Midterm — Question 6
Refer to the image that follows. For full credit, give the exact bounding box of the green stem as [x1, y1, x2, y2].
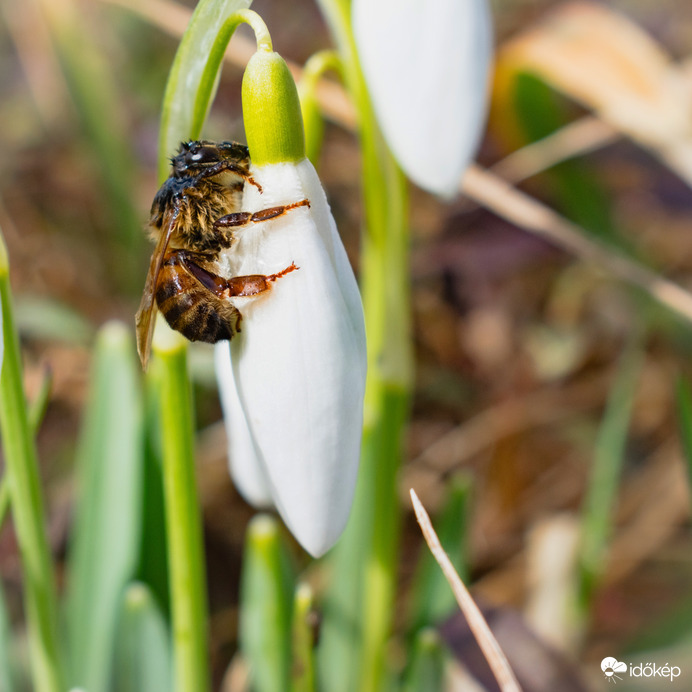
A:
[316, 0, 412, 690]
[291, 583, 316, 692]
[151, 327, 209, 692]
[0, 232, 63, 692]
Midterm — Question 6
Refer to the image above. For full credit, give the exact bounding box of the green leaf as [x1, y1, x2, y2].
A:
[402, 629, 446, 692]
[0, 232, 63, 692]
[13, 296, 94, 346]
[65, 321, 144, 692]
[113, 582, 173, 692]
[578, 349, 642, 606]
[134, 380, 170, 619]
[158, 0, 252, 181]
[240, 515, 294, 692]
[408, 474, 472, 634]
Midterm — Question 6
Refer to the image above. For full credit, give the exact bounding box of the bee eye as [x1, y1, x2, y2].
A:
[187, 146, 220, 164]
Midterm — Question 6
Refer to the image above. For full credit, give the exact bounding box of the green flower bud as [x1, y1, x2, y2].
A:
[242, 50, 306, 166]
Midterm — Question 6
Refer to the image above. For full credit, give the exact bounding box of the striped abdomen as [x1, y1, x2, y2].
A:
[155, 251, 240, 343]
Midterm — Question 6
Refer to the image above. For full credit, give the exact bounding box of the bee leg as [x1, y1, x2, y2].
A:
[179, 251, 298, 299]
[214, 199, 311, 229]
[196, 161, 263, 192]
[225, 263, 299, 297]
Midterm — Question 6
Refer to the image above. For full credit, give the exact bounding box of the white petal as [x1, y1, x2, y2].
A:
[353, 0, 493, 197]
[225, 159, 366, 557]
[214, 341, 274, 508]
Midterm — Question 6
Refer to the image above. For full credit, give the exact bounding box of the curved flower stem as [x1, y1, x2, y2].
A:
[192, 9, 272, 135]
[315, 1, 412, 691]
[151, 324, 209, 692]
[0, 231, 64, 692]
[301, 50, 342, 88]
[159, 2, 274, 180]
[298, 50, 342, 164]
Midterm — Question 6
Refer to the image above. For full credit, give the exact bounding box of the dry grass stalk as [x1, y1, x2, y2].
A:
[410, 488, 523, 692]
[489, 115, 618, 184]
[461, 163, 692, 324]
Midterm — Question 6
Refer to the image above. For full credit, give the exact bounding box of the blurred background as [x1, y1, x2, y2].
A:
[1, 0, 692, 689]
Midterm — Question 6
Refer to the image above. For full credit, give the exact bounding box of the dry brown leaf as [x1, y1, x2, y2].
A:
[493, 1, 692, 183]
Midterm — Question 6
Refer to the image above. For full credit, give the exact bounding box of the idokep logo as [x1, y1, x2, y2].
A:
[601, 657, 682, 684]
[601, 658, 627, 683]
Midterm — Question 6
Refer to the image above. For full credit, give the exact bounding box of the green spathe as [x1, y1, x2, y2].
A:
[242, 51, 306, 166]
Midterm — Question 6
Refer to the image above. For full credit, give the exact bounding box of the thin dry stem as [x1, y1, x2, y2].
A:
[410, 489, 523, 692]
[490, 115, 619, 183]
[462, 164, 692, 323]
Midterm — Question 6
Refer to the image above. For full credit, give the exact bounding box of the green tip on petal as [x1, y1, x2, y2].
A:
[242, 51, 305, 166]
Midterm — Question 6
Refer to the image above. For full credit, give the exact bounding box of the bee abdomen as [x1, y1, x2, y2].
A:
[156, 255, 240, 344]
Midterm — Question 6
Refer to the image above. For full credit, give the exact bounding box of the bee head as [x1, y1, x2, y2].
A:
[171, 140, 250, 177]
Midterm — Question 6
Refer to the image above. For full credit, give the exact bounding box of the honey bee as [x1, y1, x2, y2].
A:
[135, 140, 309, 368]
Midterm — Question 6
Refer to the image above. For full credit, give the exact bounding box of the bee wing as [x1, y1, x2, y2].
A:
[135, 210, 177, 369]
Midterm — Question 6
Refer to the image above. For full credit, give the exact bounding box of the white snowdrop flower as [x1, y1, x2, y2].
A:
[215, 49, 366, 557]
[353, 0, 493, 197]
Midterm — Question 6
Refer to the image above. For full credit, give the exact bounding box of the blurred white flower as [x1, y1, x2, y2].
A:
[215, 158, 366, 557]
[353, 0, 493, 197]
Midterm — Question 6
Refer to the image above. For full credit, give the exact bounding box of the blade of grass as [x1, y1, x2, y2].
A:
[408, 474, 472, 635]
[65, 321, 144, 692]
[0, 366, 52, 534]
[0, 231, 63, 692]
[410, 489, 522, 692]
[578, 349, 642, 607]
[675, 378, 692, 493]
[239, 515, 294, 692]
[113, 582, 173, 692]
[150, 321, 209, 692]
